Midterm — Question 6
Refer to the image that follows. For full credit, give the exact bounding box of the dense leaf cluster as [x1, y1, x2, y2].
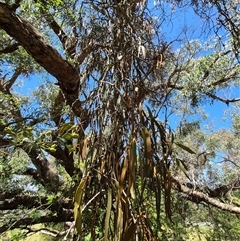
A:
[0, 0, 239, 240]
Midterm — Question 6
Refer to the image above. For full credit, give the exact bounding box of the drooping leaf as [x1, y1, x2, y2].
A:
[74, 176, 87, 236]
[81, 136, 88, 160]
[122, 221, 137, 241]
[175, 142, 196, 154]
[115, 201, 123, 241]
[117, 157, 128, 205]
[104, 188, 112, 241]
[58, 123, 73, 136]
[175, 158, 191, 180]
[127, 138, 136, 199]
[164, 168, 172, 222]
[141, 127, 152, 175]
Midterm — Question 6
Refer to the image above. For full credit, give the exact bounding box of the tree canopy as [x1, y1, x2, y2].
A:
[0, 0, 240, 240]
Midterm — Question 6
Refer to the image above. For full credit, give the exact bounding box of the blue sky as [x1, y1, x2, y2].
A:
[12, 1, 239, 132]
[149, 1, 239, 131]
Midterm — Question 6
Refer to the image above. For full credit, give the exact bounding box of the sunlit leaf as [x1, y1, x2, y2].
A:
[175, 142, 196, 154]
[127, 138, 136, 199]
[58, 123, 73, 136]
[81, 136, 88, 160]
[74, 176, 87, 236]
[104, 188, 112, 241]
[115, 201, 123, 241]
[141, 127, 152, 175]
[117, 157, 128, 205]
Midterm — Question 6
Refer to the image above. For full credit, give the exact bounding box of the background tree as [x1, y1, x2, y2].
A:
[0, 0, 239, 240]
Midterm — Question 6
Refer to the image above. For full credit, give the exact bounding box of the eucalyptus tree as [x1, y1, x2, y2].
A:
[0, 0, 239, 240]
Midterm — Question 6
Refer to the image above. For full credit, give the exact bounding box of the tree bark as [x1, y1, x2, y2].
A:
[0, 2, 87, 120]
[172, 177, 240, 214]
[0, 194, 72, 210]
[0, 209, 73, 233]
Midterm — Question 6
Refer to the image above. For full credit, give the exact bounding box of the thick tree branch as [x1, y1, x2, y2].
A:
[205, 92, 240, 105]
[28, 148, 65, 191]
[172, 177, 240, 214]
[208, 178, 240, 198]
[48, 146, 77, 177]
[4, 67, 22, 92]
[0, 140, 65, 192]
[0, 138, 10, 147]
[23, 168, 45, 186]
[0, 3, 86, 119]
[0, 3, 78, 88]
[0, 209, 73, 233]
[0, 194, 72, 210]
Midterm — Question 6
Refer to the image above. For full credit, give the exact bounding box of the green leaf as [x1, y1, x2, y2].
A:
[104, 188, 112, 241]
[58, 123, 73, 135]
[175, 158, 191, 180]
[47, 195, 56, 204]
[174, 142, 196, 154]
[29, 210, 41, 221]
[74, 177, 87, 236]
[62, 132, 73, 141]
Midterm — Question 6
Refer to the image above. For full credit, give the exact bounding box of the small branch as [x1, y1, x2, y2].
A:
[76, 43, 102, 66]
[210, 72, 239, 87]
[63, 222, 75, 241]
[82, 190, 103, 212]
[205, 92, 240, 105]
[46, 16, 67, 46]
[0, 42, 19, 54]
[5, 67, 22, 91]
[89, 0, 109, 18]
[25, 226, 67, 238]
[41, 11, 78, 58]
